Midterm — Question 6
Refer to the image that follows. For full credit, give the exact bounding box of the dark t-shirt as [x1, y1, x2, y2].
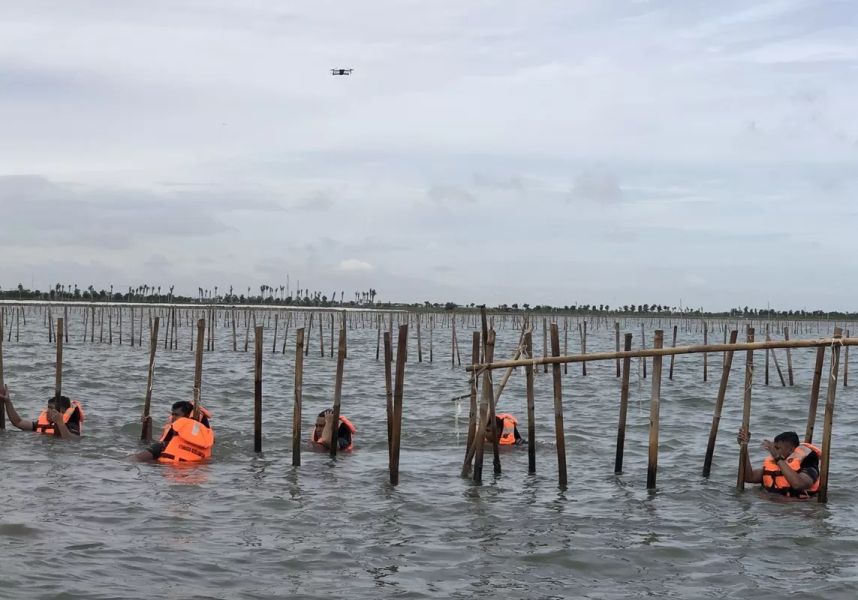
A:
[146, 429, 174, 459]
[768, 452, 820, 497]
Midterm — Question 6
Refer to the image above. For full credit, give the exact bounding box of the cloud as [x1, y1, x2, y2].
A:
[293, 191, 335, 212]
[426, 184, 477, 205]
[570, 169, 623, 204]
[338, 259, 373, 271]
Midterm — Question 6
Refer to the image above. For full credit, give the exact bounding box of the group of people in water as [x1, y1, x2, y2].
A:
[0, 384, 822, 499]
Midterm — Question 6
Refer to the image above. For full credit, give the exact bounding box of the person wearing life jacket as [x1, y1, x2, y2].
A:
[483, 413, 524, 446]
[126, 401, 214, 463]
[311, 409, 356, 451]
[0, 385, 83, 439]
[737, 428, 821, 499]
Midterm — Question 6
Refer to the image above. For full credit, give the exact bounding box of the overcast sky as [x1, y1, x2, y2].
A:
[1, 0, 856, 310]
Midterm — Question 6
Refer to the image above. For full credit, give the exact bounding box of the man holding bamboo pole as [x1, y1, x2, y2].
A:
[310, 409, 356, 451]
[736, 428, 821, 499]
[0, 385, 82, 439]
[128, 401, 214, 463]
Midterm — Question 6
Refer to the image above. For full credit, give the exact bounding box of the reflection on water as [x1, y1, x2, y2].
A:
[1, 314, 857, 598]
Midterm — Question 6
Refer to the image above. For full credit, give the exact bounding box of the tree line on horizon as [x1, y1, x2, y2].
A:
[0, 284, 852, 319]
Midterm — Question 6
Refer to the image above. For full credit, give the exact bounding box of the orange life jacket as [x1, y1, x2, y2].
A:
[762, 442, 822, 498]
[310, 415, 356, 450]
[35, 400, 84, 435]
[157, 417, 215, 464]
[479, 413, 518, 445]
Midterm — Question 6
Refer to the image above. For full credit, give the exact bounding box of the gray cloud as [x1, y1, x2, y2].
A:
[293, 191, 335, 212]
[569, 169, 623, 204]
[426, 184, 477, 205]
[471, 173, 525, 191]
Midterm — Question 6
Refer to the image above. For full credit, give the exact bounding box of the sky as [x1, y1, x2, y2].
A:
[1, 0, 857, 311]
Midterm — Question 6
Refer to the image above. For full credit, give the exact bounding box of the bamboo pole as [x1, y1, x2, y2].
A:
[614, 333, 633, 474]
[429, 315, 434, 363]
[416, 317, 422, 363]
[329, 327, 347, 458]
[784, 327, 794, 386]
[641, 323, 647, 378]
[542, 317, 548, 374]
[55, 318, 64, 405]
[461, 332, 481, 476]
[818, 328, 842, 503]
[466, 336, 858, 371]
[390, 324, 407, 485]
[614, 322, 621, 377]
[272, 313, 279, 354]
[581, 320, 587, 376]
[564, 317, 568, 376]
[64, 305, 69, 343]
[192, 319, 205, 421]
[703, 321, 708, 382]
[525, 328, 536, 474]
[0, 311, 5, 429]
[376, 316, 382, 361]
[254, 326, 263, 452]
[473, 330, 497, 483]
[291, 327, 305, 467]
[646, 330, 664, 490]
[805, 346, 826, 444]
[140, 316, 161, 441]
[702, 330, 739, 477]
[737, 328, 755, 490]
[384, 331, 393, 465]
[766, 333, 786, 386]
[319, 312, 325, 357]
[493, 320, 530, 406]
[668, 325, 677, 380]
[550, 323, 568, 489]
[844, 330, 849, 388]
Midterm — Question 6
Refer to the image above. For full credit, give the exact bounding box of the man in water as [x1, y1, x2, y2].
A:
[736, 428, 821, 499]
[0, 385, 82, 439]
[311, 409, 356, 451]
[484, 413, 525, 446]
[126, 401, 213, 463]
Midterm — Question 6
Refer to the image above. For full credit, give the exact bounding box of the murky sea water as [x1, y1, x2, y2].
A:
[2, 311, 858, 599]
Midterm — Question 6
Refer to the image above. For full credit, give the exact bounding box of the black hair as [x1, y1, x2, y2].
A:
[172, 401, 194, 416]
[774, 431, 800, 448]
[47, 395, 71, 411]
[318, 409, 333, 418]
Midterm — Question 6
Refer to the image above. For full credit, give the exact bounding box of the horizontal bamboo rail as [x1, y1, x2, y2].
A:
[466, 337, 856, 372]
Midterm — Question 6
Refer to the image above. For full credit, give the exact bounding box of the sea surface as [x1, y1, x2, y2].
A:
[1, 309, 857, 599]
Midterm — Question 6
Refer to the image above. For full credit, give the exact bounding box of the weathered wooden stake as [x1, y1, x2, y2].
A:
[737, 328, 755, 490]
[805, 346, 826, 444]
[645, 330, 664, 490]
[384, 331, 393, 465]
[550, 323, 568, 488]
[614, 322, 621, 377]
[0, 312, 5, 429]
[55, 318, 64, 405]
[818, 328, 842, 503]
[141, 316, 160, 441]
[525, 328, 536, 473]
[614, 333, 633, 473]
[254, 326, 263, 453]
[192, 319, 205, 421]
[329, 327, 347, 458]
[292, 328, 305, 467]
[702, 330, 739, 477]
[461, 332, 480, 476]
[390, 325, 407, 485]
[784, 327, 794, 386]
[668, 325, 677, 380]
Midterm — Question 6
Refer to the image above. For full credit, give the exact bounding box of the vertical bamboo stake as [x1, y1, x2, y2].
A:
[416, 317, 423, 363]
[784, 327, 794, 386]
[254, 326, 263, 453]
[329, 327, 347, 458]
[563, 317, 568, 375]
[384, 331, 394, 465]
[703, 321, 708, 382]
[737, 328, 755, 490]
[376, 315, 382, 361]
[330, 313, 334, 358]
[130, 308, 135, 347]
[141, 317, 160, 441]
[390, 324, 407, 485]
[641, 323, 647, 378]
[646, 330, 664, 490]
[192, 319, 205, 421]
[805, 346, 826, 444]
[766, 334, 786, 386]
[550, 323, 568, 488]
[614, 333, 633, 473]
[668, 325, 677, 380]
[99, 308, 104, 343]
[451, 315, 457, 367]
[844, 330, 849, 388]
[64, 305, 69, 343]
[429, 315, 434, 363]
[473, 330, 497, 483]
[319, 311, 325, 357]
[542, 317, 548, 374]
[581, 320, 587, 376]
[232, 309, 237, 352]
[244, 311, 251, 352]
[461, 332, 480, 476]
[818, 328, 842, 503]
[305, 312, 313, 357]
[487, 328, 501, 476]
[614, 322, 621, 377]
[55, 318, 64, 405]
[138, 307, 143, 347]
[272, 313, 279, 354]
[292, 328, 305, 467]
[0, 312, 5, 429]
[525, 328, 536, 473]
[702, 330, 739, 477]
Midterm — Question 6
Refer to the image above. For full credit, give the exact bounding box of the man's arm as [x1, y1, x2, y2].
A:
[738, 428, 763, 483]
[47, 410, 80, 439]
[778, 459, 815, 490]
[0, 386, 35, 432]
[124, 441, 165, 462]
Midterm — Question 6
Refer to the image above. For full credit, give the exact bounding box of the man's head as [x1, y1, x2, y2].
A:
[171, 401, 194, 420]
[47, 395, 71, 412]
[485, 416, 505, 442]
[773, 431, 801, 456]
[315, 409, 332, 434]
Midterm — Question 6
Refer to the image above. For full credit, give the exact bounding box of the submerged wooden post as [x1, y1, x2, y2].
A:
[614, 333, 633, 473]
[525, 328, 536, 474]
[542, 317, 548, 374]
[806, 346, 826, 443]
[461, 332, 481, 476]
[703, 321, 708, 382]
[550, 323, 568, 489]
[669, 325, 677, 380]
[0, 312, 5, 429]
[384, 331, 394, 465]
[702, 330, 739, 477]
[473, 330, 497, 483]
[737, 328, 755, 490]
[844, 330, 850, 388]
[254, 326, 263, 453]
[614, 322, 621, 377]
[291, 328, 305, 467]
[416, 317, 423, 363]
[390, 324, 407, 485]
[784, 327, 795, 386]
[329, 327, 347, 458]
[641, 323, 647, 378]
[581, 320, 587, 376]
[818, 328, 842, 503]
[140, 317, 161, 441]
[55, 318, 64, 406]
[646, 330, 664, 490]
[192, 319, 205, 421]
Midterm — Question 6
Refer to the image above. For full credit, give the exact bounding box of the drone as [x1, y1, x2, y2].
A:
[330, 68, 354, 76]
